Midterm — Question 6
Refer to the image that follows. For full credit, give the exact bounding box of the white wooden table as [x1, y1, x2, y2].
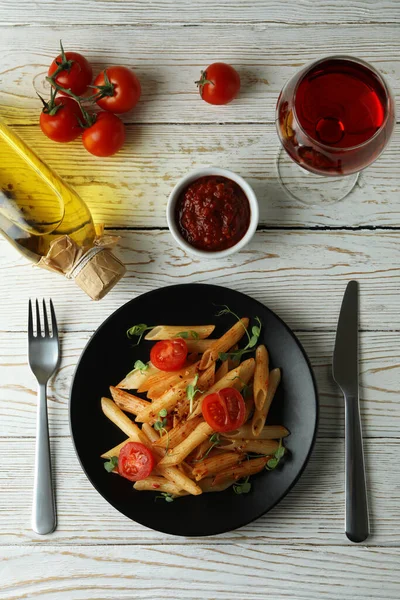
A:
[1, 1, 400, 598]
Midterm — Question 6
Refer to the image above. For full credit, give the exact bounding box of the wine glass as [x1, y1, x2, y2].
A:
[275, 55, 396, 204]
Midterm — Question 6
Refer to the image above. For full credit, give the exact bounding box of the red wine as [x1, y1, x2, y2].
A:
[277, 57, 395, 175]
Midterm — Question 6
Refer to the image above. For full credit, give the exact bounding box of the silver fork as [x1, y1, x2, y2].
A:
[28, 299, 59, 534]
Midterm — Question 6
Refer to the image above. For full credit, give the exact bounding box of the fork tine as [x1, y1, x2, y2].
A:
[42, 299, 50, 337]
[28, 299, 33, 339]
[35, 299, 41, 337]
[49, 299, 58, 340]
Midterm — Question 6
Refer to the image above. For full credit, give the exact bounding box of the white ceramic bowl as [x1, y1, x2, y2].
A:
[166, 167, 259, 259]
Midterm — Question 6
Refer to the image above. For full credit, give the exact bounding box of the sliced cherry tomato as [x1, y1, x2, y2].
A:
[202, 387, 246, 433]
[48, 48, 92, 96]
[150, 338, 188, 371]
[82, 112, 125, 157]
[39, 97, 83, 143]
[118, 442, 155, 482]
[196, 62, 240, 105]
[94, 66, 141, 114]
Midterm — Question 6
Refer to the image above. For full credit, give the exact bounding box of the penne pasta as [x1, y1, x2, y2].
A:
[199, 477, 237, 493]
[192, 451, 244, 481]
[110, 386, 151, 416]
[189, 358, 255, 419]
[212, 456, 269, 486]
[158, 421, 214, 467]
[215, 360, 229, 382]
[244, 393, 254, 421]
[185, 339, 216, 353]
[101, 437, 136, 459]
[142, 423, 159, 444]
[254, 345, 269, 411]
[133, 476, 186, 495]
[228, 345, 240, 370]
[135, 379, 189, 424]
[116, 362, 159, 390]
[219, 438, 279, 455]
[159, 465, 202, 495]
[223, 424, 290, 440]
[251, 368, 281, 437]
[101, 397, 149, 446]
[139, 360, 200, 394]
[145, 325, 215, 340]
[198, 362, 216, 390]
[154, 416, 203, 449]
[199, 318, 249, 370]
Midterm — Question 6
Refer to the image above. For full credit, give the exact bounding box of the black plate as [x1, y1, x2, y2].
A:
[70, 284, 318, 536]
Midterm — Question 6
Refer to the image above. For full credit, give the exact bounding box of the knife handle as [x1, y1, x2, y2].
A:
[345, 395, 369, 543]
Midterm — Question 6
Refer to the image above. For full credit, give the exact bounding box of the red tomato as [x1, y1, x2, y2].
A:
[118, 442, 155, 482]
[94, 66, 141, 114]
[202, 388, 246, 432]
[82, 112, 125, 157]
[150, 338, 188, 371]
[39, 97, 83, 143]
[48, 51, 92, 96]
[196, 63, 240, 105]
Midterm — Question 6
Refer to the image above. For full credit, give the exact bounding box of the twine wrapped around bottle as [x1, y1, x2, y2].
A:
[37, 234, 126, 300]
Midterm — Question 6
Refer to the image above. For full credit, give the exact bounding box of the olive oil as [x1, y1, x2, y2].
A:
[0, 119, 95, 262]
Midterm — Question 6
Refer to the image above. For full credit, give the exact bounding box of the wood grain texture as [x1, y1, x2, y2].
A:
[2, 543, 400, 599]
[2, 124, 400, 228]
[0, 437, 399, 546]
[1, 229, 399, 332]
[1, 331, 399, 439]
[0, 25, 399, 126]
[1, 0, 399, 25]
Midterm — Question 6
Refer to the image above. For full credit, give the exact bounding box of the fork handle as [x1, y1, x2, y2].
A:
[345, 394, 369, 543]
[32, 383, 56, 534]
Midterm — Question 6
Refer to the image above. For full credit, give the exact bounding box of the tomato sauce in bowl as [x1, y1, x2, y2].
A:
[175, 175, 251, 252]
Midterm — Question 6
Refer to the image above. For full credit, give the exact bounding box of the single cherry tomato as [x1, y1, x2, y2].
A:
[82, 112, 125, 157]
[94, 66, 141, 114]
[48, 45, 92, 96]
[150, 338, 188, 371]
[196, 62, 240, 105]
[118, 442, 155, 482]
[39, 97, 83, 143]
[202, 387, 246, 432]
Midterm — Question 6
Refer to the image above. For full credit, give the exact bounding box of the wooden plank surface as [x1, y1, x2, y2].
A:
[2, 124, 399, 228]
[1, 0, 399, 25]
[1, 330, 399, 439]
[0, 437, 399, 546]
[2, 544, 400, 600]
[0, 25, 399, 126]
[1, 230, 399, 333]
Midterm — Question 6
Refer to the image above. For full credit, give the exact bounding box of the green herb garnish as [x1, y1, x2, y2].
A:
[154, 408, 168, 435]
[215, 305, 262, 362]
[134, 360, 149, 373]
[266, 439, 285, 471]
[126, 323, 154, 345]
[155, 492, 175, 503]
[233, 476, 251, 495]
[186, 373, 201, 414]
[177, 330, 200, 340]
[194, 433, 220, 462]
[104, 456, 118, 473]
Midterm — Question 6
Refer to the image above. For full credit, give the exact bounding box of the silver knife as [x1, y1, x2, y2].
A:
[333, 280, 369, 543]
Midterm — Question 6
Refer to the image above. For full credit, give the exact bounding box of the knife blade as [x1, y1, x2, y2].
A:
[332, 280, 369, 543]
[332, 280, 358, 396]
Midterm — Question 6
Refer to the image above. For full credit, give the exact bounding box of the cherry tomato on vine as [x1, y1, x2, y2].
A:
[196, 62, 241, 105]
[82, 112, 125, 157]
[48, 42, 92, 96]
[202, 387, 246, 432]
[118, 442, 155, 482]
[94, 66, 141, 114]
[39, 96, 83, 143]
[150, 339, 188, 371]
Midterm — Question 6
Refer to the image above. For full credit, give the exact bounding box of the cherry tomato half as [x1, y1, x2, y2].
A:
[48, 51, 92, 96]
[39, 97, 83, 143]
[150, 338, 188, 371]
[82, 112, 125, 157]
[196, 62, 240, 105]
[202, 387, 246, 433]
[118, 442, 155, 482]
[94, 66, 141, 114]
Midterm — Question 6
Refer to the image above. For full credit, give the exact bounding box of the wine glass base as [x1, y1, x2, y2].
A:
[276, 148, 359, 205]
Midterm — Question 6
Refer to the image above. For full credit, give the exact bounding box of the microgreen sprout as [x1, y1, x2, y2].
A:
[177, 330, 200, 340]
[155, 492, 175, 503]
[194, 433, 221, 462]
[186, 374, 201, 414]
[104, 456, 118, 473]
[266, 439, 285, 471]
[233, 476, 251, 495]
[215, 305, 262, 362]
[126, 323, 154, 345]
[134, 360, 149, 373]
